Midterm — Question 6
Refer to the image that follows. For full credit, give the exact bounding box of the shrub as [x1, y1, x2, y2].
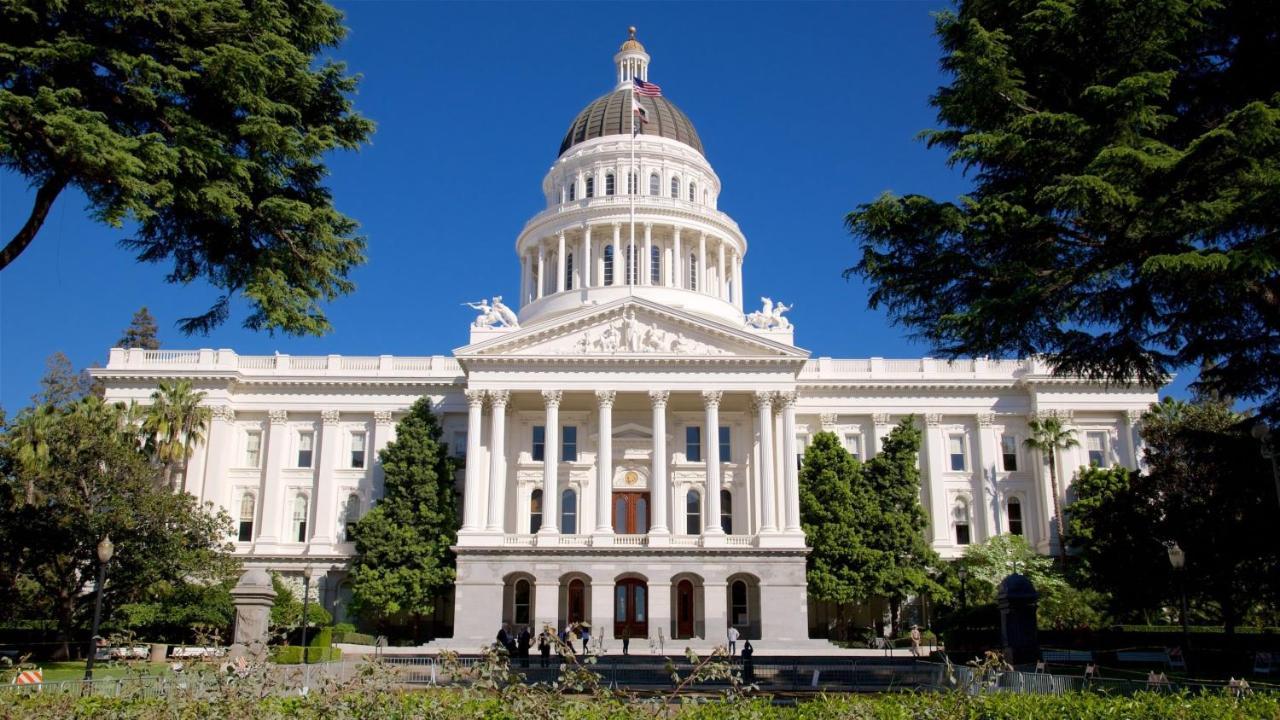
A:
[270, 645, 341, 664]
[332, 630, 377, 646]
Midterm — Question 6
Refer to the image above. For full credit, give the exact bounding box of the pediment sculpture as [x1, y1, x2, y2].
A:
[466, 296, 520, 329]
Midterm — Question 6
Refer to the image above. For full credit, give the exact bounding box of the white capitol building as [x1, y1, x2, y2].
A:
[96, 31, 1157, 647]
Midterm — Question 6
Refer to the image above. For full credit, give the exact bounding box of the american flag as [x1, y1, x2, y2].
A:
[632, 78, 662, 97]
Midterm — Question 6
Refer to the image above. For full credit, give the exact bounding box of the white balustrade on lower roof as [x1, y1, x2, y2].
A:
[669, 536, 701, 547]
[503, 534, 535, 547]
[724, 535, 754, 547]
[557, 535, 592, 547]
[613, 534, 648, 547]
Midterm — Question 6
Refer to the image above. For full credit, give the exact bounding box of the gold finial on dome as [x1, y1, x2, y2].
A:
[620, 25, 645, 53]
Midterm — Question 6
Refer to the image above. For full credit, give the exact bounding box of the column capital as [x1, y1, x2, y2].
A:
[465, 389, 486, 407]
[924, 413, 944, 427]
[582, 222, 592, 233]
[643, 221, 652, 230]
[976, 412, 996, 428]
[268, 409, 289, 426]
[612, 221, 622, 231]
[211, 405, 236, 422]
[1123, 408, 1143, 425]
[488, 389, 511, 407]
[321, 409, 341, 426]
[819, 413, 838, 431]
[556, 230, 565, 240]
[871, 412, 892, 427]
[749, 391, 772, 411]
[702, 389, 723, 408]
[541, 389, 563, 408]
[595, 389, 616, 407]
[648, 389, 669, 407]
[774, 391, 798, 409]
[374, 410, 395, 427]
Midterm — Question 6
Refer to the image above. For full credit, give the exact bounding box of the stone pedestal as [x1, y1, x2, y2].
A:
[229, 568, 275, 659]
[997, 573, 1040, 666]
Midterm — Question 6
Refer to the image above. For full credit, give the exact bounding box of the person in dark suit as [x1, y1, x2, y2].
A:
[517, 625, 532, 667]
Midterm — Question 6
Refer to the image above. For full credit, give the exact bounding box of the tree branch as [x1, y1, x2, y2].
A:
[0, 174, 69, 271]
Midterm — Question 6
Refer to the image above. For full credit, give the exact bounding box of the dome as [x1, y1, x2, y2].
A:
[619, 26, 645, 53]
[558, 90, 705, 157]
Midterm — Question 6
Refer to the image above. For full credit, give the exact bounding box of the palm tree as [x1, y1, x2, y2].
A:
[10, 405, 55, 504]
[143, 380, 211, 492]
[1025, 415, 1079, 565]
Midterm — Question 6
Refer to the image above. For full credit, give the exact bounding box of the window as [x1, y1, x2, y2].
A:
[350, 431, 366, 469]
[514, 579, 531, 625]
[649, 172, 660, 195]
[605, 173, 615, 196]
[238, 493, 255, 542]
[720, 489, 732, 534]
[650, 245, 660, 284]
[948, 434, 966, 472]
[688, 254, 698, 291]
[670, 176, 679, 198]
[452, 430, 467, 459]
[1001, 434, 1018, 471]
[685, 426, 702, 462]
[844, 434, 862, 461]
[719, 426, 731, 461]
[562, 425, 578, 462]
[561, 489, 577, 534]
[292, 494, 308, 543]
[244, 430, 261, 468]
[1086, 431, 1108, 466]
[568, 180, 576, 202]
[688, 181, 697, 202]
[297, 431, 314, 468]
[342, 493, 360, 541]
[530, 489, 543, 534]
[686, 490, 701, 535]
[1007, 497, 1023, 536]
[585, 176, 594, 198]
[532, 425, 545, 462]
[626, 243, 637, 284]
[565, 253, 574, 290]
[731, 580, 748, 626]
[604, 245, 614, 285]
[953, 500, 971, 545]
[627, 171, 637, 194]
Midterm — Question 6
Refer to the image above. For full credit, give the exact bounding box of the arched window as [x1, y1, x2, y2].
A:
[238, 493, 255, 542]
[530, 489, 543, 534]
[585, 176, 595, 198]
[292, 494, 309, 543]
[731, 580, 748, 626]
[649, 172, 660, 195]
[605, 173, 615, 196]
[1007, 497, 1023, 536]
[565, 253, 574, 291]
[568, 180, 576, 202]
[603, 245, 614, 286]
[342, 493, 360, 542]
[686, 489, 701, 535]
[670, 176, 680, 199]
[720, 489, 733, 534]
[561, 489, 577, 534]
[688, 181, 697, 202]
[953, 500, 971, 545]
[514, 578, 531, 625]
[688, 254, 698, 291]
[650, 245, 661, 284]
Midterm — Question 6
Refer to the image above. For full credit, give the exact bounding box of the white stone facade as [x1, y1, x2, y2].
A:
[93, 32, 1157, 646]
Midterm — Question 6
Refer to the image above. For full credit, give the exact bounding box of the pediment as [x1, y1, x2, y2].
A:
[455, 298, 806, 361]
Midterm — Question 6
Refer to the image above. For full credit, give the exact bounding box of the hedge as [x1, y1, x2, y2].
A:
[270, 645, 341, 664]
[332, 630, 377, 646]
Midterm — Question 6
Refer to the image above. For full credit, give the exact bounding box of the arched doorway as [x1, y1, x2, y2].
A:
[726, 573, 762, 639]
[567, 578, 586, 624]
[614, 578, 648, 638]
[676, 579, 694, 639]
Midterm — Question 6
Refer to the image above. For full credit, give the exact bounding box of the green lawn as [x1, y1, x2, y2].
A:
[26, 661, 171, 683]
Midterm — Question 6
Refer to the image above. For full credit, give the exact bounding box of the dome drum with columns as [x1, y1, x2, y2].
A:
[91, 28, 1160, 652]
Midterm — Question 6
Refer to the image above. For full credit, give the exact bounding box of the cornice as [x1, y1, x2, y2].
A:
[453, 545, 810, 558]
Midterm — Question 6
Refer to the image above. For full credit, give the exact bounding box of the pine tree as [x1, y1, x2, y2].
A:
[347, 399, 456, 640]
[118, 307, 161, 350]
[31, 352, 90, 410]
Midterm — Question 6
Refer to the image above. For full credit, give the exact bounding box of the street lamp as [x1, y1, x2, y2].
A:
[1165, 541, 1190, 669]
[1251, 423, 1280, 510]
[83, 536, 114, 683]
[300, 566, 313, 664]
[957, 564, 968, 612]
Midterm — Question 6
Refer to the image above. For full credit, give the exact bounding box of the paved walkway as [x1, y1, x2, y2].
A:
[340, 639, 933, 659]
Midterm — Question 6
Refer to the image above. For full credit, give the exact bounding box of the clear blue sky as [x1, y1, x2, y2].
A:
[0, 1, 1187, 412]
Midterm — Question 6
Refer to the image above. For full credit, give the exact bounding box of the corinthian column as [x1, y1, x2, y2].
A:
[594, 390, 616, 537]
[778, 392, 802, 532]
[485, 390, 510, 532]
[753, 392, 776, 533]
[540, 390, 561, 536]
[649, 390, 670, 537]
[461, 390, 486, 532]
[703, 390, 724, 535]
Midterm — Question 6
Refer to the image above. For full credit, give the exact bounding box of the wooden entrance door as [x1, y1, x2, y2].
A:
[676, 580, 694, 638]
[614, 579, 648, 638]
[567, 579, 585, 624]
[611, 491, 650, 534]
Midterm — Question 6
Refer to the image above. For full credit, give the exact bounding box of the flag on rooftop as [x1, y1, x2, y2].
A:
[632, 78, 662, 97]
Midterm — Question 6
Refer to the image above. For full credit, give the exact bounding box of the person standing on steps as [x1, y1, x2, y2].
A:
[621, 625, 631, 655]
[538, 627, 552, 668]
[727, 625, 740, 656]
[517, 625, 532, 667]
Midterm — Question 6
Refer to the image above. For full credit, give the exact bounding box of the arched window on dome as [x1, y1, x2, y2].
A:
[565, 253, 575, 290]
[688, 253, 698, 291]
[625, 244, 637, 284]
[605, 173, 615, 196]
[568, 180, 576, 202]
[585, 176, 595, 198]
[649, 173, 660, 196]
[603, 245, 614, 286]
[670, 176, 680, 199]
[688, 181, 697, 203]
[650, 245, 661, 284]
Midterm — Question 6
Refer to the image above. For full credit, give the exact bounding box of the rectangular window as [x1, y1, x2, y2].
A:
[1001, 434, 1018, 471]
[452, 430, 467, 459]
[718, 426, 731, 461]
[350, 431, 366, 469]
[562, 425, 578, 462]
[244, 430, 261, 468]
[297, 431, 313, 468]
[844, 434, 862, 460]
[1087, 431, 1108, 467]
[948, 434, 966, 472]
[532, 425, 545, 462]
[686, 426, 701, 463]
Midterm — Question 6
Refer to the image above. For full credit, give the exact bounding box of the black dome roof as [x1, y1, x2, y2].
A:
[559, 90, 704, 157]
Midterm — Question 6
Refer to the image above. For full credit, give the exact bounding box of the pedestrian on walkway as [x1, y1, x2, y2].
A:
[538, 628, 552, 668]
[727, 625, 740, 656]
[621, 625, 631, 655]
[909, 625, 922, 658]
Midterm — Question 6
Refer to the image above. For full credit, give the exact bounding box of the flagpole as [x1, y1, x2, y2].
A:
[629, 80, 636, 286]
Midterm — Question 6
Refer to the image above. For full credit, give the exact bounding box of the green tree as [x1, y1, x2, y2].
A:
[845, 0, 1280, 416]
[1023, 416, 1078, 564]
[31, 352, 91, 409]
[859, 418, 945, 635]
[268, 572, 331, 633]
[142, 380, 211, 492]
[347, 399, 456, 641]
[0, 0, 374, 335]
[799, 432, 875, 639]
[961, 535, 1108, 630]
[118, 307, 161, 350]
[0, 397, 237, 655]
